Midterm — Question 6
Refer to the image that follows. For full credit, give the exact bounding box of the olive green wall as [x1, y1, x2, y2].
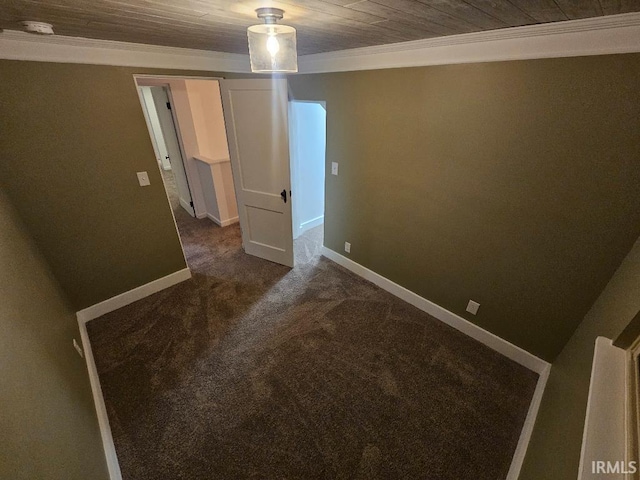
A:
[1, 48, 639, 480]
[289, 53, 640, 361]
[1, 55, 638, 360]
[0, 61, 244, 310]
[520, 234, 640, 480]
[0, 189, 108, 480]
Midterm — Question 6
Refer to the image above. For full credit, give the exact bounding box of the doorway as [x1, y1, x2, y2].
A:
[217, 79, 328, 268]
[289, 100, 327, 242]
[138, 84, 195, 218]
[137, 76, 327, 271]
[135, 75, 240, 269]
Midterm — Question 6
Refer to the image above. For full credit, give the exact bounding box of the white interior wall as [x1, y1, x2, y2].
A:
[185, 80, 230, 161]
[185, 79, 238, 225]
[290, 101, 326, 239]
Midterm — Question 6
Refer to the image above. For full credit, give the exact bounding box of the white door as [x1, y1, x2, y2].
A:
[140, 87, 171, 170]
[151, 86, 195, 217]
[220, 78, 294, 267]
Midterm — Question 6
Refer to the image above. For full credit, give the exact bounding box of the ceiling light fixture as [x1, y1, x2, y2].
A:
[247, 7, 297, 73]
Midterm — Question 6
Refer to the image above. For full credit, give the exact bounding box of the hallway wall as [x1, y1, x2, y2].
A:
[0, 189, 108, 480]
[185, 79, 230, 161]
[289, 101, 326, 239]
[289, 54, 640, 362]
[0, 61, 248, 310]
[520, 234, 640, 479]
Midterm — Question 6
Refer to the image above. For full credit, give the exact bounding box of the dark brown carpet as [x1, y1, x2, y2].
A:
[87, 202, 538, 480]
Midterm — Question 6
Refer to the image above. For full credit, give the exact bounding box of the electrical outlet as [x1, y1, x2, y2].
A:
[344, 242, 351, 253]
[73, 338, 84, 358]
[331, 162, 339, 176]
[466, 300, 480, 315]
[136, 171, 150, 186]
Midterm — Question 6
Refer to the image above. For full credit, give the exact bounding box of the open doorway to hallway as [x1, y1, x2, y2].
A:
[135, 75, 240, 269]
[289, 100, 327, 265]
[137, 76, 327, 270]
[138, 84, 195, 218]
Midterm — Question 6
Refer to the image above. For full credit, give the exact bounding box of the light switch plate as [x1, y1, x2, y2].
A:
[331, 162, 339, 176]
[137, 171, 150, 186]
[466, 300, 480, 315]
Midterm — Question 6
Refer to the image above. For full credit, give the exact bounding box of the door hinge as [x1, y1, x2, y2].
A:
[166, 101, 172, 110]
[190, 201, 194, 208]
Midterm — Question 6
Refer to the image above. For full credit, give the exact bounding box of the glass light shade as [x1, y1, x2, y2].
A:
[247, 24, 298, 73]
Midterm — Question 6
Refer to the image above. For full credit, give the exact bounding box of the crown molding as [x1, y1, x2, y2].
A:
[2, 12, 640, 75]
[0, 30, 251, 73]
[298, 12, 640, 74]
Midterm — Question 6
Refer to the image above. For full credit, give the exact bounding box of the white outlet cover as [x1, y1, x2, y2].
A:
[137, 171, 150, 186]
[331, 162, 339, 175]
[466, 300, 480, 315]
[344, 242, 351, 253]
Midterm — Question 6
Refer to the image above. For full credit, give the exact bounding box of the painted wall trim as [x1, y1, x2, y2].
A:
[206, 213, 239, 227]
[78, 319, 122, 480]
[506, 364, 551, 480]
[321, 247, 550, 478]
[299, 12, 640, 73]
[577, 337, 627, 479]
[76, 268, 191, 323]
[0, 30, 250, 72]
[321, 247, 549, 373]
[193, 154, 231, 165]
[2, 13, 639, 74]
[300, 215, 324, 229]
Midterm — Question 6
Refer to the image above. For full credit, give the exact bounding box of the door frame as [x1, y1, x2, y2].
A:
[220, 78, 295, 267]
[149, 84, 196, 216]
[288, 99, 327, 240]
[134, 76, 196, 208]
[133, 74, 225, 219]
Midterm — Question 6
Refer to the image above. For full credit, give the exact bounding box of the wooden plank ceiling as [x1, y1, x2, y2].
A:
[1, 0, 638, 55]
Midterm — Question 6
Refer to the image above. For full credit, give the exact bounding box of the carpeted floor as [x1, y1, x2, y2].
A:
[161, 167, 181, 213]
[87, 185, 538, 480]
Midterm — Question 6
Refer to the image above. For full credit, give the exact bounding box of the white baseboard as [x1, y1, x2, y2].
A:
[76, 268, 191, 323]
[206, 213, 239, 227]
[321, 247, 551, 479]
[300, 215, 324, 229]
[76, 267, 192, 480]
[78, 319, 123, 480]
[294, 215, 324, 239]
[321, 247, 548, 374]
[506, 363, 550, 480]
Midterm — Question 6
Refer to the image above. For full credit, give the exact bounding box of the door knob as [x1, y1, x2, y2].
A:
[281, 189, 287, 203]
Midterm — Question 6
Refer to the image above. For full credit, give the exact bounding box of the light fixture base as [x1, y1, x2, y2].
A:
[255, 7, 284, 24]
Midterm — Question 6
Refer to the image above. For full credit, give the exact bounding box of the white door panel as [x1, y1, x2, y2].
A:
[221, 79, 293, 267]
